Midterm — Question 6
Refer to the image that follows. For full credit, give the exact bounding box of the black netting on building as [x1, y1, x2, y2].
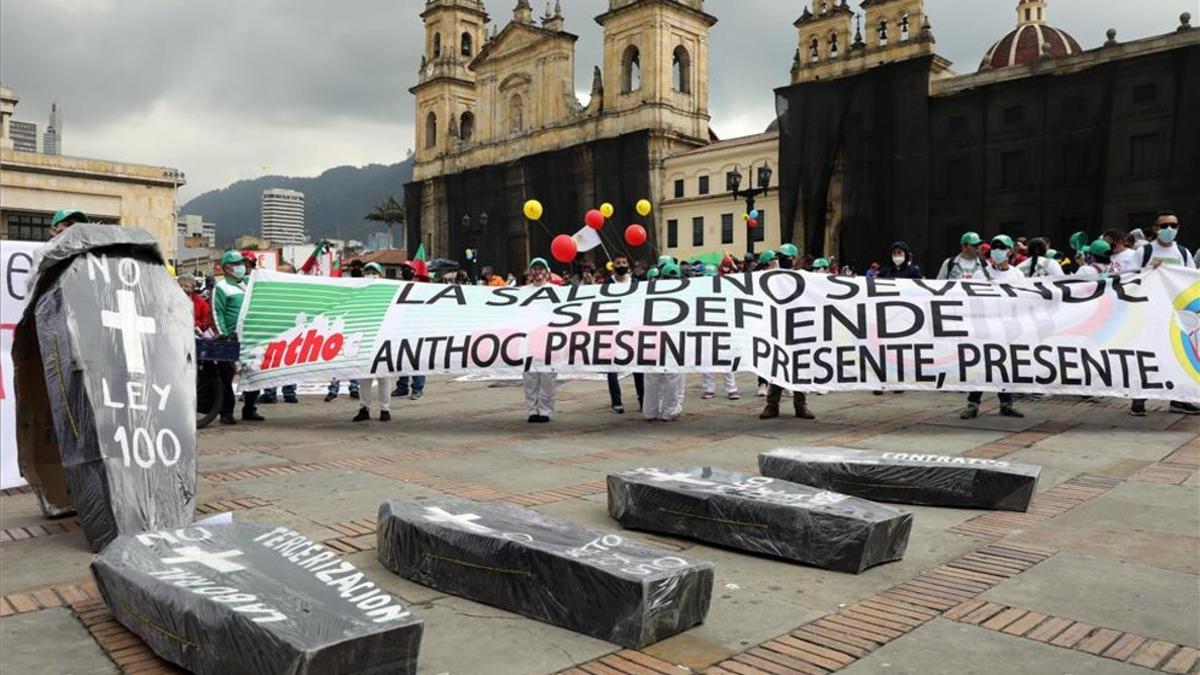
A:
[776, 45, 1200, 271]
[775, 57, 933, 269]
[404, 131, 655, 275]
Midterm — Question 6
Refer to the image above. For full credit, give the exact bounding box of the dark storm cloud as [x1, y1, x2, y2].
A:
[1, 0, 1193, 197]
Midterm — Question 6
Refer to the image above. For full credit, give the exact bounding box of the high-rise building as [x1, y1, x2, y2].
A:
[260, 188, 306, 244]
[43, 102, 61, 155]
[177, 214, 217, 247]
[9, 120, 37, 152]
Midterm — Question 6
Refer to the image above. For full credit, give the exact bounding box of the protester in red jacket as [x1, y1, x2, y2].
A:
[178, 276, 214, 334]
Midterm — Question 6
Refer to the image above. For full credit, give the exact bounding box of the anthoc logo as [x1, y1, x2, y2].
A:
[260, 328, 344, 370]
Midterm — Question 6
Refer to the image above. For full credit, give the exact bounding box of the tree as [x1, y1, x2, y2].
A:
[365, 196, 406, 249]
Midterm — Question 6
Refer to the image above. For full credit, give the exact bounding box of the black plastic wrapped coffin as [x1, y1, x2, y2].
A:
[759, 448, 1041, 512]
[377, 499, 714, 648]
[607, 467, 912, 574]
[91, 523, 423, 675]
[12, 224, 197, 549]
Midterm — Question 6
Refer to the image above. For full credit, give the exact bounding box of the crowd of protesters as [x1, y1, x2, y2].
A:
[178, 210, 1195, 427]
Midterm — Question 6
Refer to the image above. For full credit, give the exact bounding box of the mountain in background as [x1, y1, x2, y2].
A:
[180, 158, 414, 246]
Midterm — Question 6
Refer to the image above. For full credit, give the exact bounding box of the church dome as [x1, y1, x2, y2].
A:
[980, 0, 1082, 71]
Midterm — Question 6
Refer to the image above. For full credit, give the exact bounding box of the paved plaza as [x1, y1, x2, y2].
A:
[1, 376, 1197, 674]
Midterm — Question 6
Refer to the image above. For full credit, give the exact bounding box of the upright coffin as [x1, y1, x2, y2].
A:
[608, 467, 912, 573]
[12, 225, 197, 550]
[92, 523, 423, 675]
[759, 448, 1041, 512]
[377, 499, 714, 648]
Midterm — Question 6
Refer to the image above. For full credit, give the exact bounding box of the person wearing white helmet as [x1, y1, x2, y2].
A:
[523, 258, 557, 423]
[353, 263, 396, 422]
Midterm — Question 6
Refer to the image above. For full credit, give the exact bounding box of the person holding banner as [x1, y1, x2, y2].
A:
[960, 235, 1025, 420]
[524, 258, 557, 423]
[1130, 212, 1200, 416]
[605, 255, 644, 414]
[213, 250, 264, 424]
[353, 263, 396, 422]
[643, 262, 689, 422]
[937, 232, 989, 281]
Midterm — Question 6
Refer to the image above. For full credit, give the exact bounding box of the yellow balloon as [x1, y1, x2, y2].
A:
[523, 199, 544, 221]
[600, 202, 615, 219]
[636, 199, 652, 217]
[606, 261, 615, 272]
[742, 213, 750, 221]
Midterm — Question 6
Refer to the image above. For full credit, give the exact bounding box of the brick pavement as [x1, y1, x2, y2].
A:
[0, 377, 1196, 674]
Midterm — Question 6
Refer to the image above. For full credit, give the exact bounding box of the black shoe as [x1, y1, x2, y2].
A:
[794, 405, 816, 420]
[759, 404, 780, 420]
[392, 389, 407, 398]
[379, 410, 391, 421]
[242, 410, 265, 422]
[1169, 401, 1200, 415]
[284, 396, 299, 404]
[528, 415, 539, 424]
[999, 404, 1025, 418]
[960, 404, 979, 419]
[349, 390, 360, 400]
[324, 393, 337, 402]
[611, 404, 625, 414]
[258, 396, 277, 405]
[1130, 401, 1147, 417]
[219, 416, 237, 425]
[353, 408, 370, 422]
[535, 415, 551, 423]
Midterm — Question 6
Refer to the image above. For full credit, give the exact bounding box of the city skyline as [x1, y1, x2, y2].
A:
[1, 0, 1193, 200]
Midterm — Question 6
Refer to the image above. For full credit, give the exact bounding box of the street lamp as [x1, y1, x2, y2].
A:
[728, 163, 773, 255]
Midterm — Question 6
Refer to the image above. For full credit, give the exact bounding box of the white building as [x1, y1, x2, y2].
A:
[260, 188, 305, 245]
[9, 120, 37, 152]
[177, 213, 216, 247]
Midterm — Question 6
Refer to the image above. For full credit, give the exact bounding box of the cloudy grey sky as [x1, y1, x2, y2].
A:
[1, 0, 1193, 200]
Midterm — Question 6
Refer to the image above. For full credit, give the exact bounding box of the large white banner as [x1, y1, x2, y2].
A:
[1, 241, 40, 489]
[237, 268, 1200, 403]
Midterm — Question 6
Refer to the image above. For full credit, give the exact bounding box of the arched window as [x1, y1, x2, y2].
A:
[900, 12, 911, 41]
[829, 32, 840, 58]
[622, 45, 641, 93]
[878, 19, 889, 46]
[810, 37, 820, 62]
[460, 111, 475, 141]
[509, 95, 524, 133]
[461, 32, 473, 57]
[672, 46, 691, 94]
[425, 111, 438, 149]
[433, 33, 442, 57]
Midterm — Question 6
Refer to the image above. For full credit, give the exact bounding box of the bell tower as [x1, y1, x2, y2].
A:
[596, 0, 717, 145]
[411, 0, 489, 173]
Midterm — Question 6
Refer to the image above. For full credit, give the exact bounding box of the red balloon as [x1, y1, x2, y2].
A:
[549, 273, 565, 286]
[585, 209, 605, 230]
[625, 224, 648, 246]
[748, 219, 759, 229]
[551, 234, 577, 263]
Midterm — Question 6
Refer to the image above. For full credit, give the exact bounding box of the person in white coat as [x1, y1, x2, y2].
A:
[353, 263, 397, 422]
[643, 262, 687, 421]
[524, 258, 557, 423]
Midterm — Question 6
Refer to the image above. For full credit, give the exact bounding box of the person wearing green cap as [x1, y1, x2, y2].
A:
[49, 209, 91, 238]
[959, 235, 1024, 420]
[523, 257, 556, 423]
[644, 262, 688, 421]
[811, 257, 831, 273]
[1073, 240, 1114, 279]
[756, 249, 778, 271]
[353, 263, 396, 422]
[777, 243, 799, 269]
[936, 231, 989, 280]
[698, 262, 740, 400]
[211, 250, 264, 424]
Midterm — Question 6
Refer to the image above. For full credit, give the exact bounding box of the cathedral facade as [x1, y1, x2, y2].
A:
[406, 0, 717, 273]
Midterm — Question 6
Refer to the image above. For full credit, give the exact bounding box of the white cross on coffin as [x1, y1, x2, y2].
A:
[160, 546, 246, 573]
[100, 289, 157, 374]
[637, 469, 716, 487]
[422, 507, 495, 534]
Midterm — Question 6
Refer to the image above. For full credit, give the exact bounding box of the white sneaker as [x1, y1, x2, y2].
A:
[728, 391, 741, 400]
[701, 391, 715, 400]
[757, 384, 768, 397]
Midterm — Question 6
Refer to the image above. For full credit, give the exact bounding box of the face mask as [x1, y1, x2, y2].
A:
[231, 265, 247, 278]
[614, 266, 629, 276]
[1158, 226, 1178, 243]
[779, 257, 794, 269]
[990, 249, 1008, 264]
[401, 269, 415, 280]
[365, 273, 380, 280]
[892, 254, 906, 266]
